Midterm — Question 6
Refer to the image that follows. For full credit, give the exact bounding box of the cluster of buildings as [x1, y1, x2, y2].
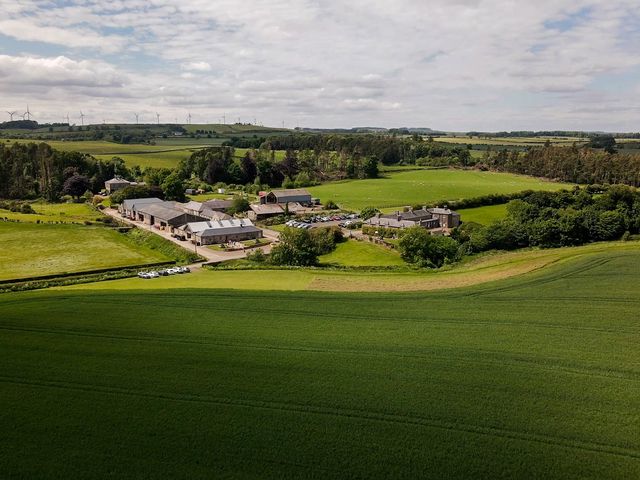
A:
[365, 206, 460, 232]
[119, 197, 261, 245]
[107, 172, 462, 245]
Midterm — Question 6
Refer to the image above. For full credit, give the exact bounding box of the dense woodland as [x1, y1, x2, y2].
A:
[178, 146, 379, 187]
[455, 186, 640, 252]
[0, 142, 127, 200]
[483, 145, 640, 186]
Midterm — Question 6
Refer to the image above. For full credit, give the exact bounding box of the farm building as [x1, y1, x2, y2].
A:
[202, 199, 234, 212]
[260, 189, 312, 205]
[181, 201, 231, 221]
[248, 203, 284, 221]
[104, 177, 144, 194]
[179, 219, 262, 245]
[119, 197, 164, 219]
[135, 202, 206, 229]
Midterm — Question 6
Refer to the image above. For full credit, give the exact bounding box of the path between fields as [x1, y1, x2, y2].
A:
[103, 208, 278, 264]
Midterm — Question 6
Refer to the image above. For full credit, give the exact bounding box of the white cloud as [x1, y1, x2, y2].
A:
[0, 0, 639, 130]
[182, 61, 212, 72]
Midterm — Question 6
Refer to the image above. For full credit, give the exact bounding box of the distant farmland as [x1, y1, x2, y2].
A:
[308, 169, 573, 210]
[1, 245, 639, 478]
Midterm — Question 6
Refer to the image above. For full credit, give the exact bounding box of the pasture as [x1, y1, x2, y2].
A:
[319, 239, 405, 266]
[457, 204, 508, 225]
[1, 244, 639, 478]
[0, 222, 170, 281]
[0, 202, 102, 223]
[307, 169, 573, 210]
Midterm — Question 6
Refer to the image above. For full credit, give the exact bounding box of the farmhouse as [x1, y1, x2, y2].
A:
[104, 177, 145, 194]
[180, 219, 262, 245]
[366, 206, 460, 231]
[260, 189, 312, 205]
[429, 207, 461, 228]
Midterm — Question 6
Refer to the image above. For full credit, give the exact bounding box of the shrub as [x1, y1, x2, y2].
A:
[324, 199, 338, 210]
[398, 227, 459, 268]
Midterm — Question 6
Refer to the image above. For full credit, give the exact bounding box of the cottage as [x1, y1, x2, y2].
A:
[248, 203, 284, 221]
[180, 219, 262, 245]
[260, 189, 312, 205]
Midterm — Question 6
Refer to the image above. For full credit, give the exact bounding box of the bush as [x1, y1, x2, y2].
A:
[398, 227, 459, 268]
[246, 249, 267, 263]
[324, 199, 338, 210]
[360, 206, 380, 220]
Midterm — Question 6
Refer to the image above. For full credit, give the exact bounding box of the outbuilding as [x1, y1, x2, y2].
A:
[181, 219, 262, 245]
[260, 189, 312, 205]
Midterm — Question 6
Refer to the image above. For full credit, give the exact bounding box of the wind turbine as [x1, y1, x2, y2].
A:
[79, 111, 86, 126]
[156, 112, 160, 125]
[186, 112, 192, 125]
[24, 105, 33, 121]
[6, 111, 17, 121]
[65, 113, 70, 125]
[134, 113, 139, 125]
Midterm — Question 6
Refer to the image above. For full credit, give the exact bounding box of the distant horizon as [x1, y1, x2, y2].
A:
[0, 118, 632, 135]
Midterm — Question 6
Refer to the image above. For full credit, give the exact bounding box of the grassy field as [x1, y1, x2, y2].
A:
[307, 169, 573, 210]
[1, 243, 638, 478]
[0, 223, 170, 281]
[458, 204, 508, 225]
[320, 239, 405, 266]
[0, 202, 103, 223]
[61, 241, 640, 293]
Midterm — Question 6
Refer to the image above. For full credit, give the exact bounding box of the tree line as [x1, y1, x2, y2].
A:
[177, 146, 379, 187]
[259, 133, 471, 166]
[483, 145, 640, 187]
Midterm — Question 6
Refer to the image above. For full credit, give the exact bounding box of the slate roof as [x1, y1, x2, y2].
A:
[137, 203, 189, 221]
[121, 197, 163, 211]
[202, 199, 234, 210]
[183, 219, 261, 237]
[250, 204, 284, 215]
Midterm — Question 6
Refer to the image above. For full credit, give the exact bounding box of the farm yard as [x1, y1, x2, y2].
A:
[307, 169, 573, 211]
[1, 243, 639, 479]
[0, 222, 170, 281]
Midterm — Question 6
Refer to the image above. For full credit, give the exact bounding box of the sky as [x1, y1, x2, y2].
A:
[0, 0, 639, 131]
